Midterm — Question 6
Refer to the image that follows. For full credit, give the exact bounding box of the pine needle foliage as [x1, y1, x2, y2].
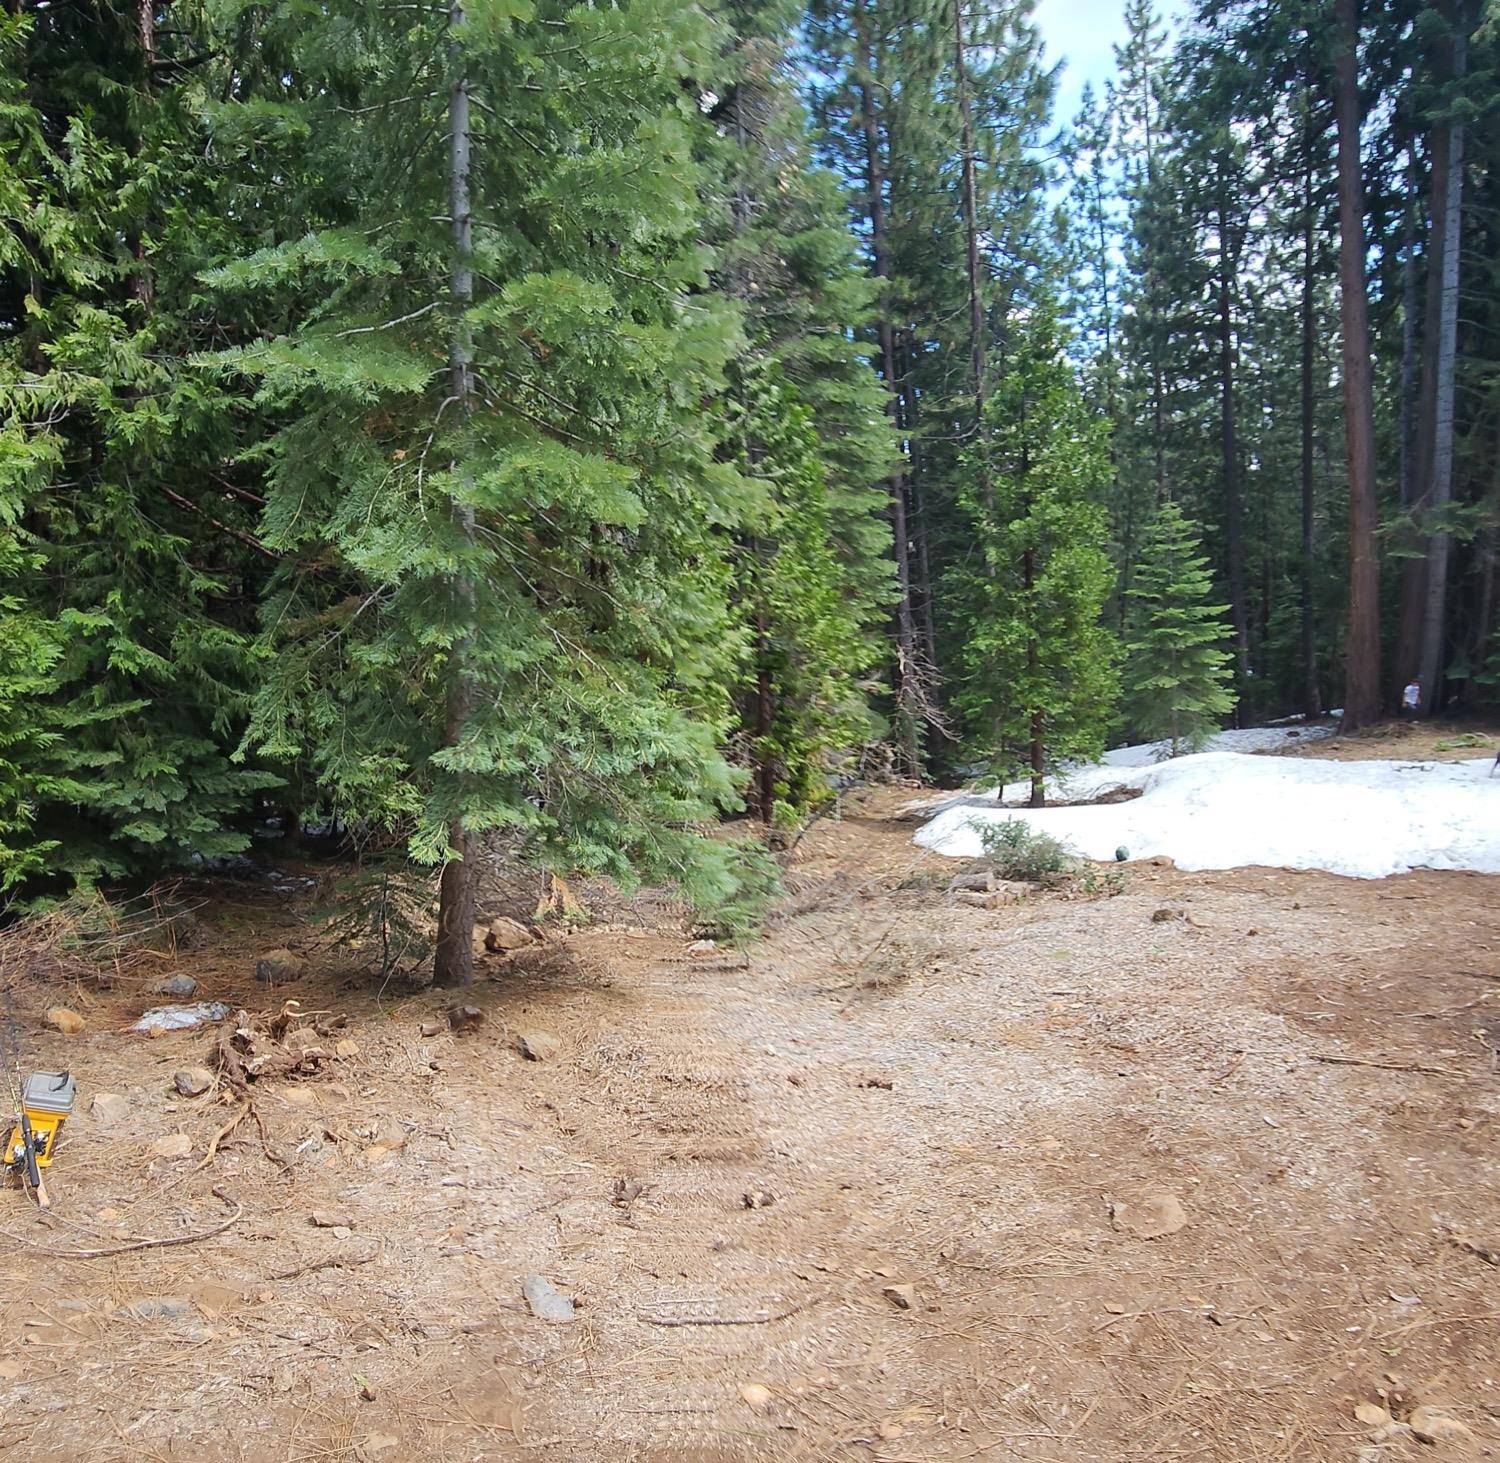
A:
[203, 0, 771, 934]
[1122, 500, 1236, 754]
[950, 307, 1119, 803]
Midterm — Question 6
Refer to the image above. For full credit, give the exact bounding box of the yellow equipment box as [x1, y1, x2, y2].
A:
[6, 1072, 76, 1169]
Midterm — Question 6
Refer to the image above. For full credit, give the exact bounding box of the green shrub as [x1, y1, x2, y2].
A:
[974, 819, 1077, 882]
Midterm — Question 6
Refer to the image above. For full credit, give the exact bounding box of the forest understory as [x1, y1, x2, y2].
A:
[2, 727, 1497, 1462]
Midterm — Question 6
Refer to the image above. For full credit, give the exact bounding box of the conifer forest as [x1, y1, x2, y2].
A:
[3, 0, 1499, 962]
[9, 2, 1500, 1454]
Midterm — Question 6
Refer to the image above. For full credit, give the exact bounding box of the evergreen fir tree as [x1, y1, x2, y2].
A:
[1122, 500, 1236, 754]
[950, 305, 1118, 807]
[0, 2, 276, 892]
[205, 0, 767, 976]
[715, 0, 895, 825]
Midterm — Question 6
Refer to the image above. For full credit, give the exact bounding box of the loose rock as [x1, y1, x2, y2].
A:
[173, 1068, 213, 1098]
[152, 1133, 193, 1160]
[1354, 1401, 1393, 1428]
[368, 1117, 407, 1153]
[90, 1093, 129, 1127]
[117, 1296, 190, 1322]
[882, 1283, 916, 1310]
[153, 974, 200, 999]
[1407, 1407, 1474, 1445]
[483, 918, 535, 954]
[255, 948, 305, 983]
[46, 1007, 85, 1036]
[521, 1274, 575, 1322]
[738, 1382, 774, 1413]
[132, 1001, 232, 1035]
[515, 1031, 560, 1062]
[310, 1209, 355, 1230]
[334, 1039, 359, 1059]
[420, 1020, 442, 1038]
[1109, 1191, 1188, 1240]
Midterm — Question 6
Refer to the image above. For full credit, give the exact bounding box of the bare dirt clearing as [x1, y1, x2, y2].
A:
[1, 770, 1498, 1459]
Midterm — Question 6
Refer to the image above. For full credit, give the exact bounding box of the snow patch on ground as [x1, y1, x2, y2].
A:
[914, 751, 1500, 879]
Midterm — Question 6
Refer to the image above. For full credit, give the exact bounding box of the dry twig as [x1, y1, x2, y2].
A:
[0, 1186, 241, 1258]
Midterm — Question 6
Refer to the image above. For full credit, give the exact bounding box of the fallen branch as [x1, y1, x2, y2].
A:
[1310, 1053, 1467, 1079]
[0, 1186, 241, 1258]
[195, 1097, 251, 1171]
[268, 1246, 381, 1281]
[636, 1302, 803, 1328]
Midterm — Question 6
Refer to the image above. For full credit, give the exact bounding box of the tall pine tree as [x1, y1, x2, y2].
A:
[950, 305, 1118, 806]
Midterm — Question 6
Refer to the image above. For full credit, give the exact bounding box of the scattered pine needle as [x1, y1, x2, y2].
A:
[0, 1186, 242, 1258]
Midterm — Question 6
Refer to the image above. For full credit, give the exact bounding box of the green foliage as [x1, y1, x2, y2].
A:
[1122, 501, 1236, 754]
[0, 5, 276, 892]
[950, 307, 1119, 795]
[974, 818, 1076, 882]
[313, 859, 434, 980]
[201, 0, 778, 941]
[728, 363, 882, 826]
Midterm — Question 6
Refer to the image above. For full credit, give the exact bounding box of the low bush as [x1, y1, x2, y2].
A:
[975, 819, 1077, 883]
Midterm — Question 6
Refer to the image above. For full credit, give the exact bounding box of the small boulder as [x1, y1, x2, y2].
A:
[334, 1038, 359, 1059]
[255, 948, 305, 983]
[91, 1092, 129, 1127]
[117, 1296, 190, 1322]
[46, 1007, 85, 1036]
[483, 917, 536, 954]
[309, 1208, 355, 1230]
[881, 1283, 916, 1310]
[1109, 1191, 1188, 1240]
[152, 1133, 193, 1160]
[368, 1116, 407, 1153]
[419, 1020, 443, 1038]
[515, 1030, 560, 1062]
[738, 1382, 774, 1413]
[152, 974, 199, 999]
[173, 1068, 213, 1099]
[520, 1273, 574, 1323]
[1407, 1407, 1474, 1446]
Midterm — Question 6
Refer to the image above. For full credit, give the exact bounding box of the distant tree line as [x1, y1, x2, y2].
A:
[1, 0, 1495, 972]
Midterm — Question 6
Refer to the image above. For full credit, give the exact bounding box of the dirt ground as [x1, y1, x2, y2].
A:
[1, 734, 1498, 1461]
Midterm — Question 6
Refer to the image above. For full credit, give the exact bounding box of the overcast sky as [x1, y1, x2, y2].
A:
[1033, 0, 1190, 130]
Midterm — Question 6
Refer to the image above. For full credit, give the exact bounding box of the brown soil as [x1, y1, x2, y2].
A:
[1, 775, 1498, 1460]
[1273, 716, 1500, 765]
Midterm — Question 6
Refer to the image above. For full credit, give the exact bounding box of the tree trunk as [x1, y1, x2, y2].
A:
[898, 334, 939, 672]
[753, 611, 775, 823]
[1332, 0, 1382, 731]
[433, 0, 478, 989]
[1215, 182, 1249, 700]
[1468, 416, 1500, 693]
[130, 0, 156, 309]
[952, 0, 988, 511]
[1024, 546, 1043, 807]
[1392, 149, 1423, 704]
[1397, 90, 1452, 700]
[1415, 9, 1466, 714]
[1299, 130, 1321, 717]
[853, 0, 920, 775]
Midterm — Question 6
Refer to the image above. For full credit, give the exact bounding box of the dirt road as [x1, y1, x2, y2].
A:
[1, 786, 1497, 1460]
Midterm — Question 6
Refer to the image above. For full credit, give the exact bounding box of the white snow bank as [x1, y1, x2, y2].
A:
[914, 753, 1500, 879]
[1097, 720, 1338, 768]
